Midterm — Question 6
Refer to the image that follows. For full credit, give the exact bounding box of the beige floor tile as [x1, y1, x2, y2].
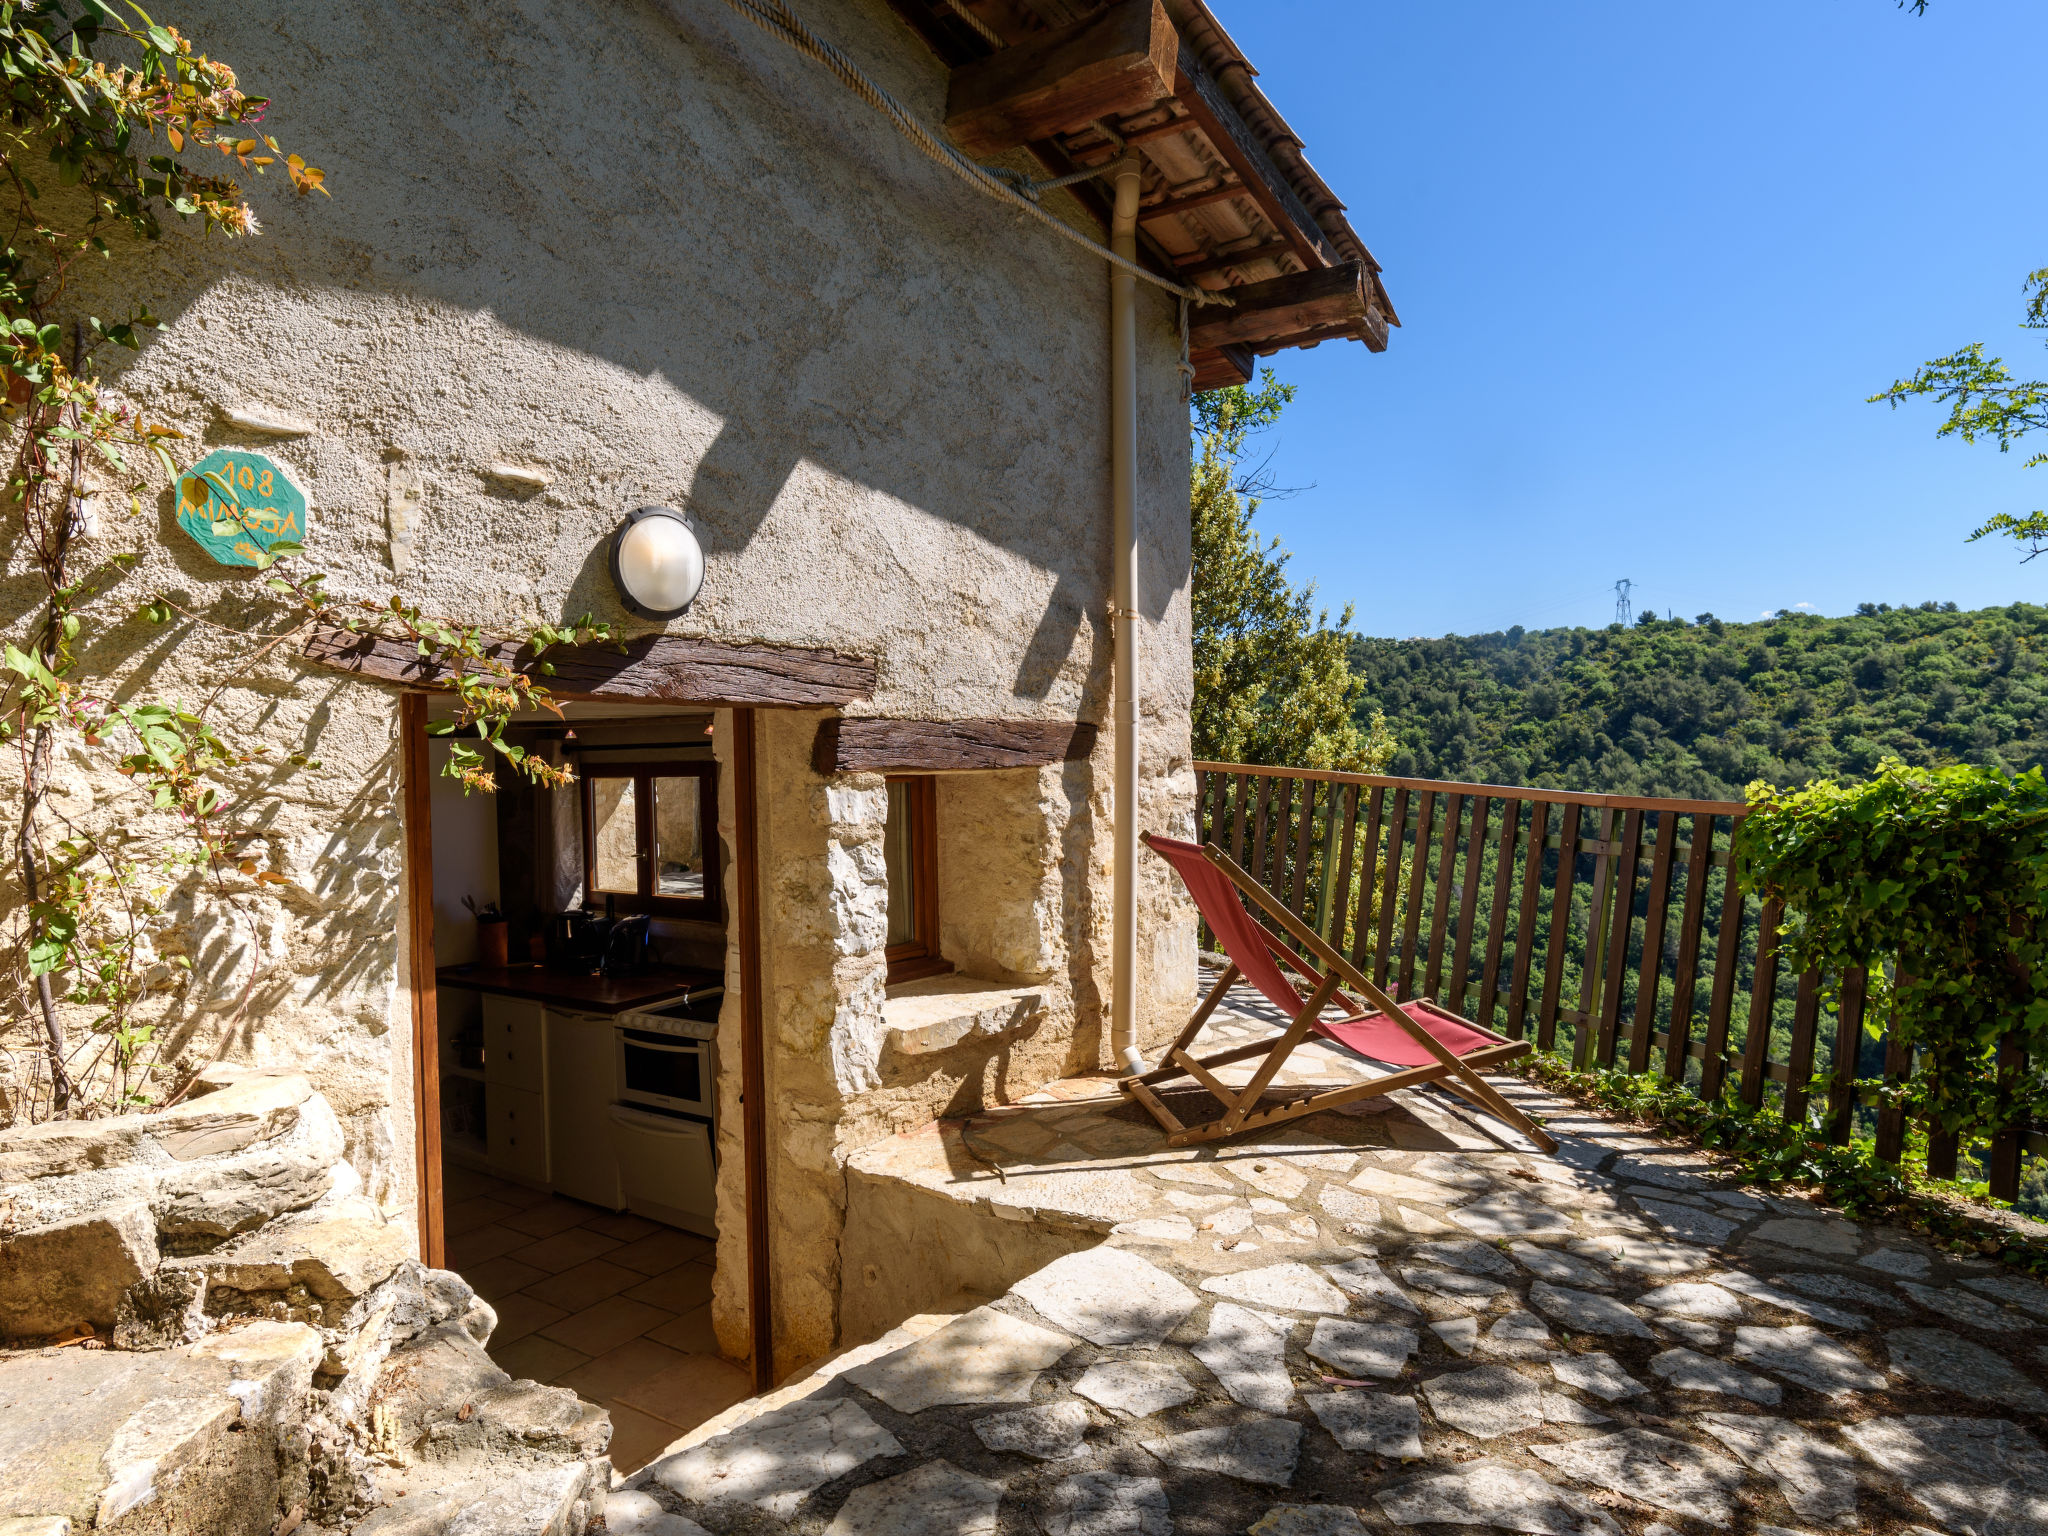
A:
[554, 1336, 686, 1402]
[578, 1210, 663, 1243]
[615, 1354, 752, 1429]
[603, 1402, 686, 1477]
[524, 1258, 642, 1314]
[610, 1228, 716, 1276]
[446, 1222, 531, 1268]
[491, 1332, 589, 1384]
[486, 1290, 568, 1346]
[645, 1303, 719, 1356]
[511, 1227, 623, 1275]
[460, 1253, 549, 1302]
[541, 1296, 674, 1357]
[443, 1164, 497, 1202]
[444, 1195, 524, 1236]
[501, 1197, 599, 1240]
[621, 1261, 714, 1314]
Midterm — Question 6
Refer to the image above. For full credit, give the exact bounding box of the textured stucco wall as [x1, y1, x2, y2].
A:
[0, 0, 1196, 1362]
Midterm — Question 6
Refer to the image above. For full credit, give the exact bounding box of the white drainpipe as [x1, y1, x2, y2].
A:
[1110, 160, 1146, 1076]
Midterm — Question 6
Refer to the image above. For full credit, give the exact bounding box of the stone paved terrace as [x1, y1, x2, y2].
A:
[613, 975, 2048, 1536]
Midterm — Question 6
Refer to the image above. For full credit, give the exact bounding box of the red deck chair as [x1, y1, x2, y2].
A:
[1123, 832, 1558, 1153]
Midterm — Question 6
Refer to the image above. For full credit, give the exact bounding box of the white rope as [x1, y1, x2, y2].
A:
[941, 0, 1003, 50]
[711, 0, 1231, 308]
[1178, 295, 1195, 401]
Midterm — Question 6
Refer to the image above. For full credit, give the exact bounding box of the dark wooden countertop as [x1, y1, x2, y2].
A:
[435, 962, 721, 1013]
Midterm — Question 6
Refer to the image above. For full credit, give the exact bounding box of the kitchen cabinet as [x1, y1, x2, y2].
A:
[487, 1086, 549, 1184]
[546, 1009, 623, 1209]
[482, 995, 546, 1094]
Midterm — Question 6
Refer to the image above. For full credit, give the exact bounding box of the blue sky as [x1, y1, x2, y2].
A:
[1213, 1, 2048, 638]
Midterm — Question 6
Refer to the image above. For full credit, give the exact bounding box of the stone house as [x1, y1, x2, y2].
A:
[3, 0, 1389, 1415]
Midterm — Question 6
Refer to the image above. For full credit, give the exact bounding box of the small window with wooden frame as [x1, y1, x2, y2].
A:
[581, 761, 721, 922]
[884, 775, 950, 984]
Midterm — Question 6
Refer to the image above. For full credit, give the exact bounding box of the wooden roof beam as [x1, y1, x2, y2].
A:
[1173, 44, 1335, 273]
[1190, 343, 1254, 393]
[945, 0, 1178, 159]
[1188, 261, 1375, 353]
[1175, 237, 1292, 279]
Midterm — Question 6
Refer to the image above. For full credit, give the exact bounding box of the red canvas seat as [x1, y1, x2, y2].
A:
[1121, 833, 1557, 1152]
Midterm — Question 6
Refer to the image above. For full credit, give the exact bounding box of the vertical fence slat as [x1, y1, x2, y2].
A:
[1247, 774, 1271, 879]
[1874, 994, 1912, 1165]
[1628, 809, 1679, 1074]
[1663, 813, 1714, 1084]
[1782, 967, 1823, 1125]
[1698, 851, 1747, 1101]
[1283, 780, 1315, 918]
[1447, 797, 1492, 1016]
[1327, 784, 1360, 949]
[1574, 808, 1616, 1068]
[1398, 791, 1437, 999]
[1506, 801, 1550, 1040]
[1352, 786, 1386, 970]
[1737, 897, 1784, 1108]
[1422, 793, 1463, 998]
[1824, 966, 1867, 1144]
[1537, 804, 1581, 1053]
[1227, 772, 1251, 865]
[1926, 1125, 1959, 1180]
[1991, 1033, 2028, 1202]
[1266, 778, 1295, 896]
[1595, 808, 1642, 1069]
[1194, 768, 1209, 842]
[1373, 787, 1409, 988]
[1477, 797, 1521, 1031]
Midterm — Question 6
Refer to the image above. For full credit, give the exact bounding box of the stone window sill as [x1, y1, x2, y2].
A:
[881, 974, 1047, 1056]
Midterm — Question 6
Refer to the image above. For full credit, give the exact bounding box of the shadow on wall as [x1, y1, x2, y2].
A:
[74, 0, 1193, 701]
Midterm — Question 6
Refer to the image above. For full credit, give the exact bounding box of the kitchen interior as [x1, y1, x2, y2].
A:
[426, 702, 750, 1472]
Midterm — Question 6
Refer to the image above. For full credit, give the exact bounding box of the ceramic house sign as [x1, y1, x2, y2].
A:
[175, 449, 309, 566]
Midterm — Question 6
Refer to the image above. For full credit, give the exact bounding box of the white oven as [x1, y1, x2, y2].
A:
[613, 1027, 715, 1120]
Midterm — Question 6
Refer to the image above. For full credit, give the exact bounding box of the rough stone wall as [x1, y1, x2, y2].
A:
[706, 707, 1194, 1374]
[0, 0, 1198, 1366]
[0, 1067, 610, 1531]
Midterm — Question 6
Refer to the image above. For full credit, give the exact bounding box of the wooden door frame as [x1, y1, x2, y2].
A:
[401, 695, 776, 1394]
[400, 691, 446, 1269]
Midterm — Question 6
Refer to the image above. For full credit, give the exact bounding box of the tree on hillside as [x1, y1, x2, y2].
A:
[1348, 600, 2040, 800]
[1875, 270, 2048, 559]
[1190, 373, 1393, 771]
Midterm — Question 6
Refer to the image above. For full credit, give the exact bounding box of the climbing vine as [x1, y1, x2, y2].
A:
[1734, 758, 2048, 1142]
[0, 3, 612, 1124]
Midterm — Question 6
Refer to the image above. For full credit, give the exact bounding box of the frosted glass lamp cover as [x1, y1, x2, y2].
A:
[609, 505, 704, 619]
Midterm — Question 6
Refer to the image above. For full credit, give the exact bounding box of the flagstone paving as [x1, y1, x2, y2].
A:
[624, 974, 2048, 1535]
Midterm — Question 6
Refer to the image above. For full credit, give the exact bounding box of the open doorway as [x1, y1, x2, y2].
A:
[414, 701, 751, 1472]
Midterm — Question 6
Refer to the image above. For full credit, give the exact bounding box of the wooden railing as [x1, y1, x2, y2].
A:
[1193, 761, 2033, 1199]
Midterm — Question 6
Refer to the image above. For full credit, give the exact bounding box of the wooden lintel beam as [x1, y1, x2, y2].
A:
[1188, 261, 1369, 353]
[814, 717, 1097, 774]
[300, 624, 875, 709]
[1190, 344, 1254, 393]
[945, 0, 1177, 159]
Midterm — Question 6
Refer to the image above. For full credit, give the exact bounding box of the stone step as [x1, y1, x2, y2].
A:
[349, 1458, 600, 1536]
[0, 1320, 323, 1534]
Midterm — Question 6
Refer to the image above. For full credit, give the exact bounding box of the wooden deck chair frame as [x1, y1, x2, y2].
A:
[1120, 834, 1559, 1154]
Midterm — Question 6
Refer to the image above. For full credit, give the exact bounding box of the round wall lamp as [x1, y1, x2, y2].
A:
[609, 504, 704, 620]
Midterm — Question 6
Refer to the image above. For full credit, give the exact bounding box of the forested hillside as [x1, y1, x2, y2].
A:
[1346, 600, 2048, 799]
